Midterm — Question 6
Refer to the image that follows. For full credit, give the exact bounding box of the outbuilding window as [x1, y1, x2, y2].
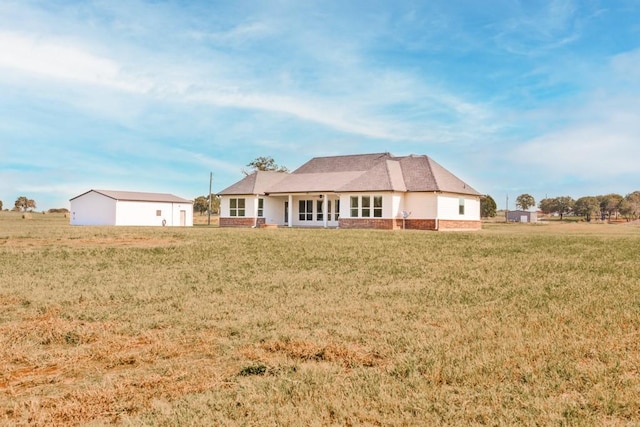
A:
[230, 198, 245, 217]
[459, 198, 465, 215]
[156, 210, 162, 216]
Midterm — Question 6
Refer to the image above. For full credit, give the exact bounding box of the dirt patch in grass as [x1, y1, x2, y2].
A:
[0, 305, 225, 425]
[240, 339, 386, 369]
[0, 235, 179, 249]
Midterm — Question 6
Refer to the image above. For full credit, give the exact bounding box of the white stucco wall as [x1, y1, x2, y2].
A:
[70, 192, 116, 225]
[401, 192, 438, 219]
[436, 194, 480, 221]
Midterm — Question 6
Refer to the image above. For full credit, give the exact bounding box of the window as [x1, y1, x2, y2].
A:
[373, 196, 382, 217]
[257, 198, 264, 217]
[362, 196, 371, 217]
[335, 200, 340, 220]
[349, 196, 382, 217]
[350, 196, 359, 217]
[230, 198, 245, 217]
[299, 200, 312, 221]
[459, 198, 465, 215]
[316, 200, 323, 221]
[156, 210, 162, 216]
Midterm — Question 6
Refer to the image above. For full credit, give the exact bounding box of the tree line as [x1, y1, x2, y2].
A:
[481, 192, 640, 221]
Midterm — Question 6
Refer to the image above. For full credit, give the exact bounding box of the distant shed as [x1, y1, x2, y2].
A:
[506, 210, 537, 223]
[70, 189, 193, 226]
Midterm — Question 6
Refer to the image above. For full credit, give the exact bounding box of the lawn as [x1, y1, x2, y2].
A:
[1, 213, 639, 425]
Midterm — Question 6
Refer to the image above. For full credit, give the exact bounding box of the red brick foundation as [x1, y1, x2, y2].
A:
[339, 218, 480, 231]
[219, 217, 257, 227]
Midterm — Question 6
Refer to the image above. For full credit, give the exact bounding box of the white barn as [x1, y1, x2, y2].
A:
[70, 189, 193, 226]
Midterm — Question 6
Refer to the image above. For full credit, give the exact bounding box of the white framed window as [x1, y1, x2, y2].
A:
[299, 200, 313, 221]
[350, 196, 382, 217]
[316, 200, 323, 221]
[373, 196, 382, 217]
[257, 198, 264, 217]
[362, 196, 371, 217]
[350, 196, 359, 217]
[156, 210, 162, 216]
[230, 198, 245, 217]
[335, 200, 340, 220]
[459, 198, 465, 215]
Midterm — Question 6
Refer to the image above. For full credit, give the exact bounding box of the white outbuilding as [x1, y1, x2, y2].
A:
[70, 189, 193, 226]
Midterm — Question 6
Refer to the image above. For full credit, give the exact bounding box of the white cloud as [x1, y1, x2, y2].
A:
[0, 31, 152, 93]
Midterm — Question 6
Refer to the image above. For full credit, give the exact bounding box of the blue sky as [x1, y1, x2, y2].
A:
[1, 0, 639, 210]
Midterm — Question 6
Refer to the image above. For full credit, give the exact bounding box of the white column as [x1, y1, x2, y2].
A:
[322, 194, 328, 228]
[254, 195, 259, 228]
[288, 194, 293, 228]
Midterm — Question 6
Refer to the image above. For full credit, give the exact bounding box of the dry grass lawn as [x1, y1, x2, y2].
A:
[1, 212, 639, 425]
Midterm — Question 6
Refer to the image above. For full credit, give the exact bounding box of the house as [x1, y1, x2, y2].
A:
[217, 153, 481, 231]
[506, 210, 538, 223]
[69, 189, 193, 226]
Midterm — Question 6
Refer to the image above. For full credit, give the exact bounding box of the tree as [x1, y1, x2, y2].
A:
[624, 191, 640, 220]
[0, 200, 3, 211]
[480, 195, 497, 218]
[515, 193, 535, 211]
[574, 196, 600, 222]
[538, 198, 555, 215]
[538, 196, 574, 220]
[14, 196, 36, 212]
[598, 193, 623, 220]
[554, 196, 575, 221]
[243, 156, 289, 175]
[193, 195, 220, 215]
[193, 196, 209, 215]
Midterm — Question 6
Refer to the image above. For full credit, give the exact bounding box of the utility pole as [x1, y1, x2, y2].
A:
[505, 194, 509, 222]
[208, 172, 213, 226]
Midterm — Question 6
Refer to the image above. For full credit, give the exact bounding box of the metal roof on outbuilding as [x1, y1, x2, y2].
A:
[70, 189, 192, 203]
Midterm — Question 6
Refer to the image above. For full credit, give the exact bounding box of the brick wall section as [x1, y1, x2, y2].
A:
[437, 219, 482, 230]
[340, 218, 480, 231]
[220, 217, 256, 227]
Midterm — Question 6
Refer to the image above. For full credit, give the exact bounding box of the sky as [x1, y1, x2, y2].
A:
[1, 0, 639, 211]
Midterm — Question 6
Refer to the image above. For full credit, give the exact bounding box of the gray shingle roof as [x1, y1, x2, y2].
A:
[218, 153, 481, 196]
[71, 189, 192, 203]
[217, 171, 289, 195]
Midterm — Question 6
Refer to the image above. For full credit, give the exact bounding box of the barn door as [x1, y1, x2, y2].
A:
[180, 210, 186, 226]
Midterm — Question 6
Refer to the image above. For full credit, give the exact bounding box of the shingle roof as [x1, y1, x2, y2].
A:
[217, 153, 481, 196]
[217, 171, 289, 195]
[71, 189, 192, 203]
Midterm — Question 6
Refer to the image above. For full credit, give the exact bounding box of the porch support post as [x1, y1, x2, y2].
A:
[253, 195, 259, 228]
[288, 194, 293, 228]
[323, 194, 328, 228]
